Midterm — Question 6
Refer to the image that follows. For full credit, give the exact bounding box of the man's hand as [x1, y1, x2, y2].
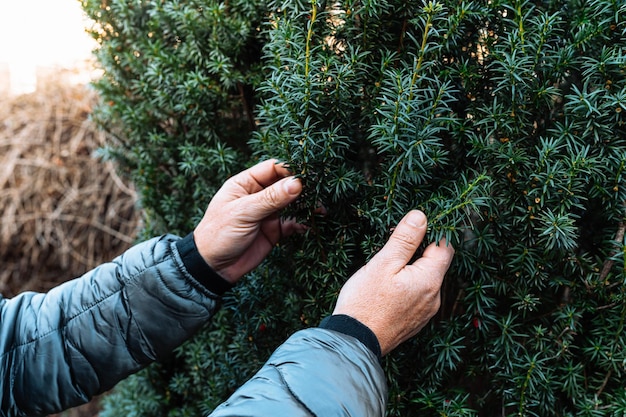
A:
[194, 159, 303, 283]
[332, 210, 455, 356]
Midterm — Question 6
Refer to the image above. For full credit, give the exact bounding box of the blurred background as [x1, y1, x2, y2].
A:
[0, 0, 96, 94]
[0, 2, 139, 415]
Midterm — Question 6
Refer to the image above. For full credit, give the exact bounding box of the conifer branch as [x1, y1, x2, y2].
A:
[304, 1, 318, 79]
[514, 0, 526, 47]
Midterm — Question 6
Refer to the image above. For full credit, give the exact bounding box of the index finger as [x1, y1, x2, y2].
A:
[235, 159, 293, 194]
[409, 239, 455, 280]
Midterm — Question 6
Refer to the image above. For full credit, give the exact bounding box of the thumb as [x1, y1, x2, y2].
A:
[242, 176, 302, 220]
[371, 210, 428, 273]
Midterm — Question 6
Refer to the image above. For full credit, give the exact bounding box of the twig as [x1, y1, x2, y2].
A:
[596, 370, 612, 400]
[599, 218, 626, 283]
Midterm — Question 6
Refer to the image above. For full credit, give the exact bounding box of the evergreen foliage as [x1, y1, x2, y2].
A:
[82, 0, 626, 415]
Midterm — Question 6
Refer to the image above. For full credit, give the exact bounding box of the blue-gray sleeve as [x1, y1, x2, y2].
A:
[208, 328, 388, 417]
[0, 233, 227, 417]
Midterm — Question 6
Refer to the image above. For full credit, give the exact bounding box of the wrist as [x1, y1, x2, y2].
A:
[319, 314, 382, 362]
[175, 233, 234, 295]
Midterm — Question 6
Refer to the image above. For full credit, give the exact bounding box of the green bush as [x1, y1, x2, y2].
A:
[82, 0, 626, 415]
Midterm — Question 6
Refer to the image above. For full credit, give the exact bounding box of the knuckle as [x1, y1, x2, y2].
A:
[392, 230, 418, 249]
[425, 296, 442, 319]
[431, 294, 442, 312]
[261, 186, 282, 209]
[423, 286, 441, 310]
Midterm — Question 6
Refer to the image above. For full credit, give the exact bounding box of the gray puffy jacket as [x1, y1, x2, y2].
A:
[0, 234, 387, 417]
[209, 323, 387, 417]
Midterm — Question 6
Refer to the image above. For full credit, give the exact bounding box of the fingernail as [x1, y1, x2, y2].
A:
[283, 177, 302, 195]
[406, 211, 427, 228]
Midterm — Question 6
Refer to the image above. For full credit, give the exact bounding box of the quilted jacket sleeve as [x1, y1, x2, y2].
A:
[0, 234, 227, 417]
[208, 327, 388, 417]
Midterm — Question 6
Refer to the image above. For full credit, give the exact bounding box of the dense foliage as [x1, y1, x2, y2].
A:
[82, 0, 626, 415]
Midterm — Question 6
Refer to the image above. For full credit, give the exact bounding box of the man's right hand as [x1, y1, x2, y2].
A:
[193, 159, 303, 284]
[332, 210, 455, 356]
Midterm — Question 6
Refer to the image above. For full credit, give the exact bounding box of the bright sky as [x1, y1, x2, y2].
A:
[0, 0, 96, 94]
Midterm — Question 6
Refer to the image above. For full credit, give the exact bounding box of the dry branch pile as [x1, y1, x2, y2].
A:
[0, 77, 140, 297]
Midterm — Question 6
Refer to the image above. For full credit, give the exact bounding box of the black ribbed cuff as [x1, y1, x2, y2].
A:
[319, 314, 382, 362]
[175, 233, 234, 295]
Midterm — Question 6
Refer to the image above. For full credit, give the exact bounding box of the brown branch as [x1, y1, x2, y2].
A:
[599, 219, 626, 283]
[596, 370, 612, 401]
